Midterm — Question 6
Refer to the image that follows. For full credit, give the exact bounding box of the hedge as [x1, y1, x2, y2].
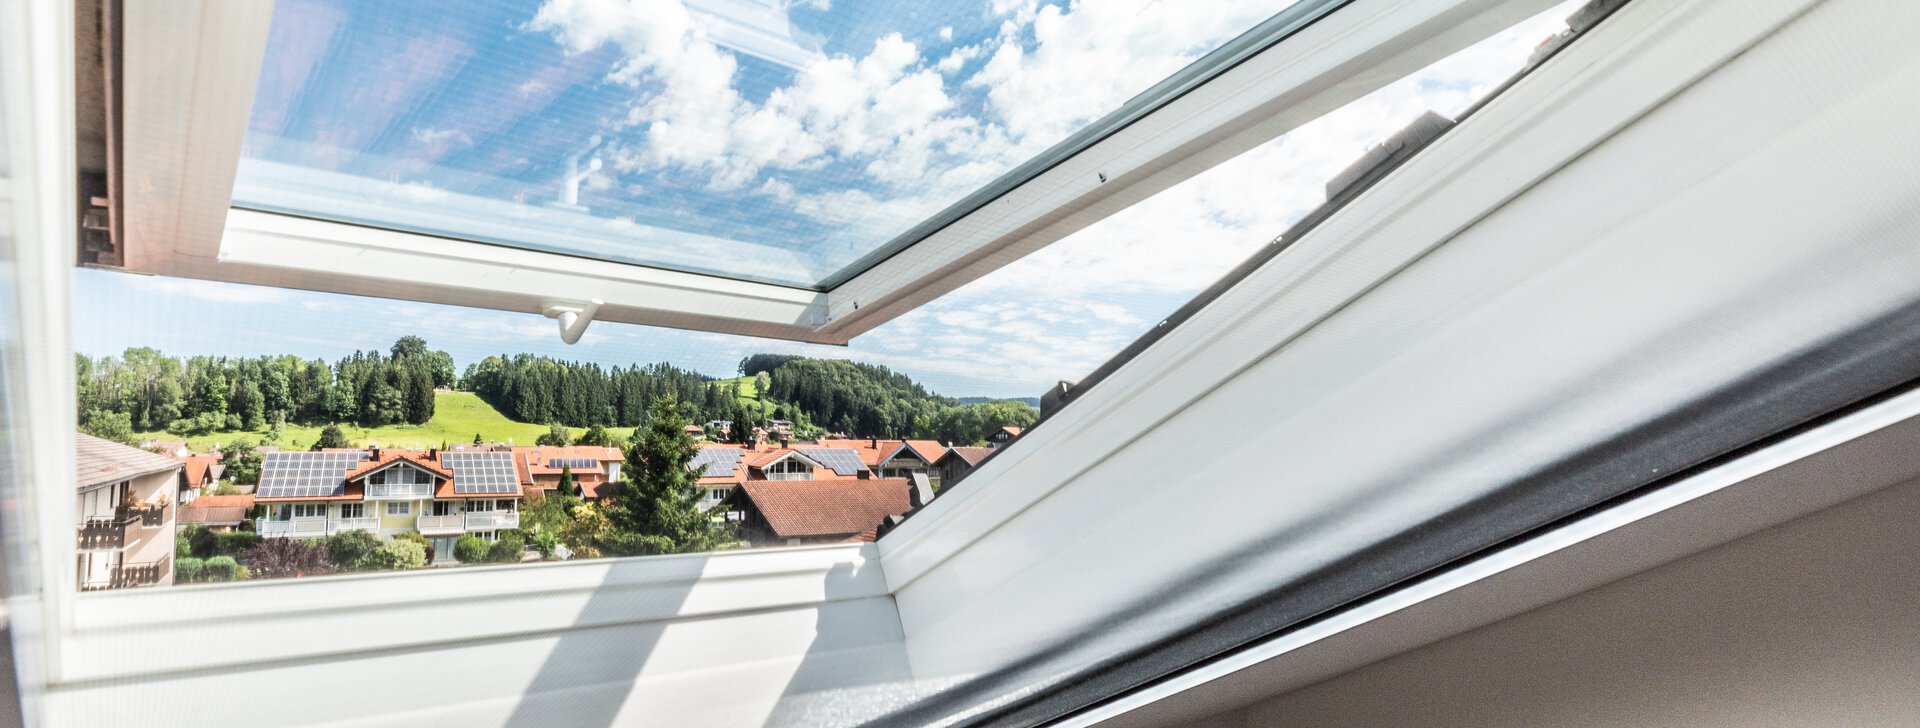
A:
[175, 557, 206, 583]
[214, 531, 262, 556]
[453, 535, 491, 564]
[489, 530, 527, 563]
[204, 555, 238, 582]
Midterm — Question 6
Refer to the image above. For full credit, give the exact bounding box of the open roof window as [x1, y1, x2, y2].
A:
[104, 0, 1567, 344]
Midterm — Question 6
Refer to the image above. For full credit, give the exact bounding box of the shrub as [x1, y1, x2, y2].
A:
[175, 535, 192, 560]
[215, 531, 261, 556]
[246, 537, 332, 579]
[391, 531, 433, 563]
[183, 524, 216, 558]
[531, 530, 559, 561]
[324, 530, 382, 571]
[234, 565, 252, 581]
[379, 538, 428, 570]
[204, 556, 238, 582]
[489, 530, 527, 563]
[175, 557, 206, 583]
[453, 535, 491, 564]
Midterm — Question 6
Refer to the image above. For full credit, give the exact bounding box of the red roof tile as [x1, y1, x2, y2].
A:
[190, 494, 256, 509]
[178, 454, 222, 485]
[940, 447, 994, 467]
[738, 478, 912, 539]
[179, 506, 250, 526]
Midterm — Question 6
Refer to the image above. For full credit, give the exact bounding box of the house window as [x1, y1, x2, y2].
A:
[340, 503, 365, 520]
[496, 499, 517, 512]
[466, 500, 495, 513]
[765, 458, 813, 480]
[385, 502, 410, 516]
[289, 503, 326, 519]
[430, 501, 453, 517]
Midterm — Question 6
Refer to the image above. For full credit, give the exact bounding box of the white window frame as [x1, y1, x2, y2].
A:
[108, 0, 1570, 345]
[338, 502, 364, 520]
[384, 502, 409, 517]
[22, 0, 1896, 725]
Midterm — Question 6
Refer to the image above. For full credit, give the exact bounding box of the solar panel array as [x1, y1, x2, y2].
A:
[690, 448, 743, 478]
[798, 448, 867, 476]
[257, 451, 369, 498]
[545, 457, 601, 469]
[442, 451, 519, 494]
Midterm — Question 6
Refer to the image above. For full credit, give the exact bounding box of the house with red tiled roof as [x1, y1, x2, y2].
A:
[987, 426, 1024, 448]
[728, 477, 913, 547]
[813, 438, 948, 485]
[512, 445, 625, 499]
[934, 446, 995, 488]
[178, 493, 255, 532]
[174, 453, 224, 505]
[253, 448, 525, 560]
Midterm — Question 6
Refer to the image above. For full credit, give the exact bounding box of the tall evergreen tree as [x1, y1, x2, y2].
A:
[603, 395, 734, 555]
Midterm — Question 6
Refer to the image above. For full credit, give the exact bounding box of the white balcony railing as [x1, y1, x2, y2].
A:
[328, 517, 378, 535]
[416, 515, 463, 535]
[256, 517, 328, 537]
[366, 482, 433, 499]
[256, 517, 379, 537]
[463, 511, 519, 531]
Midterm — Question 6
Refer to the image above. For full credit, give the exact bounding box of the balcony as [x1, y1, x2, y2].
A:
[463, 511, 519, 531]
[79, 555, 171, 592]
[76, 504, 166, 551]
[416, 514, 463, 536]
[366, 482, 434, 500]
[256, 516, 379, 537]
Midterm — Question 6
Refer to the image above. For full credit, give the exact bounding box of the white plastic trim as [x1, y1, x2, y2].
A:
[1072, 377, 1920, 728]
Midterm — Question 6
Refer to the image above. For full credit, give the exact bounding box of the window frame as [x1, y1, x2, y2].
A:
[23, 0, 1873, 724]
[108, 0, 1573, 344]
[384, 501, 409, 517]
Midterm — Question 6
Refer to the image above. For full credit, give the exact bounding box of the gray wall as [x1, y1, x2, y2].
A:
[1229, 473, 1920, 728]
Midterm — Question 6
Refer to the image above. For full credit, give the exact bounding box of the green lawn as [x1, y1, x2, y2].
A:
[132, 391, 635, 452]
[715, 376, 776, 418]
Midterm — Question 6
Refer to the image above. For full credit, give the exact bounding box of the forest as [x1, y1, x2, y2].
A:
[76, 337, 1037, 447]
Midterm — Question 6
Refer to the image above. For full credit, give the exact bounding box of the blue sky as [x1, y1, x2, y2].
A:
[78, 0, 1576, 398]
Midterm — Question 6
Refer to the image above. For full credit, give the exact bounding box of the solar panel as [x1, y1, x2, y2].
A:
[546, 457, 601, 469]
[442, 451, 520, 494]
[797, 448, 866, 476]
[690, 448, 743, 478]
[257, 451, 368, 498]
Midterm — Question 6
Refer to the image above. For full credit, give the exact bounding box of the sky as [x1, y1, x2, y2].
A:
[76, 0, 1578, 399]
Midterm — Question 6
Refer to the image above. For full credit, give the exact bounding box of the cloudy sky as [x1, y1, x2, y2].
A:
[77, 0, 1577, 398]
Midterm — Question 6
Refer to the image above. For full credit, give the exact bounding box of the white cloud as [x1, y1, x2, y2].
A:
[411, 126, 474, 147]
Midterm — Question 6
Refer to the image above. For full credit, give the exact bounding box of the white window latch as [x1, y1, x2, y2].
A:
[542, 299, 603, 345]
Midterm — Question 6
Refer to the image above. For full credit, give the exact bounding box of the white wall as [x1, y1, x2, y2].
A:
[1230, 472, 1920, 728]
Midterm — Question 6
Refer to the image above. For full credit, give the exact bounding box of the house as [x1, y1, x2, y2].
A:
[812, 438, 947, 481]
[934, 446, 994, 487]
[178, 493, 255, 532]
[705, 419, 733, 437]
[76, 433, 180, 590]
[253, 448, 524, 561]
[512, 445, 624, 499]
[175, 453, 223, 504]
[691, 444, 749, 511]
[986, 426, 1023, 448]
[726, 477, 913, 547]
[683, 423, 707, 441]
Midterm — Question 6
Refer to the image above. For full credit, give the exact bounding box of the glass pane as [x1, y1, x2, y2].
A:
[79, 1, 1579, 582]
[231, 0, 1298, 288]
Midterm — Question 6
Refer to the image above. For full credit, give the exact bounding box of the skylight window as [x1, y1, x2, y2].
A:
[231, 0, 1298, 288]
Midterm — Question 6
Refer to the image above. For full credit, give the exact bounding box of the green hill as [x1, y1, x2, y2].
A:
[132, 391, 634, 452]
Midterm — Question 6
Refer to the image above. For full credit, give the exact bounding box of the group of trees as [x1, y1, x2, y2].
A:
[76, 337, 455, 439]
[749, 357, 1037, 444]
[464, 355, 726, 428]
[75, 334, 1036, 450]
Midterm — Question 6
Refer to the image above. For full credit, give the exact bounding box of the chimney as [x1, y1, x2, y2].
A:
[371, 447, 381, 460]
[908, 472, 934, 509]
[870, 437, 878, 449]
[428, 448, 438, 461]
